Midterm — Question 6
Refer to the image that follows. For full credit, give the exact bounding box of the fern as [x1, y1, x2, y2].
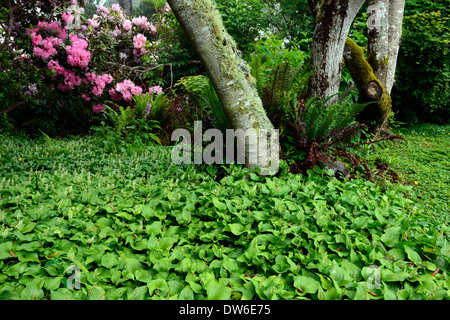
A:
[175, 75, 231, 130]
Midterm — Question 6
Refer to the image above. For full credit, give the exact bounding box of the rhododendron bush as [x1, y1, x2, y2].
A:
[26, 1, 160, 113]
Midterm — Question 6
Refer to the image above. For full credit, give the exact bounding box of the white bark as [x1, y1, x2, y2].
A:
[367, 0, 389, 86]
[386, 0, 405, 94]
[166, 0, 277, 174]
[308, 0, 366, 102]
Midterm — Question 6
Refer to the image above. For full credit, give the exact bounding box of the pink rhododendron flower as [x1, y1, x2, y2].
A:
[109, 88, 122, 102]
[115, 79, 142, 101]
[92, 104, 105, 113]
[111, 4, 121, 12]
[133, 33, 147, 56]
[149, 85, 163, 95]
[132, 16, 148, 28]
[66, 34, 90, 69]
[123, 19, 132, 31]
[62, 12, 74, 25]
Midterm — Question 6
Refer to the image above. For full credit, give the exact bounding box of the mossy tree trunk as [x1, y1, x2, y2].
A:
[166, 0, 277, 173]
[343, 37, 391, 133]
[307, 0, 366, 103]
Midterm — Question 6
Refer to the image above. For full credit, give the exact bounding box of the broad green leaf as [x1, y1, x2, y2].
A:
[294, 276, 320, 294]
[228, 223, 245, 235]
[119, 251, 141, 273]
[135, 270, 152, 284]
[382, 269, 410, 282]
[147, 279, 168, 294]
[404, 245, 422, 263]
[206, 284, 232, 300]
[381, 227, 401, 248]
[0, 242, 13, 260]
[146, 221, 162, 235]
[222, 255, 238, 272]
[212, 197, 227, 211]
[44, 277, 63, 291]
[101, 253, 119, 269]
[17, 251, 39, 263]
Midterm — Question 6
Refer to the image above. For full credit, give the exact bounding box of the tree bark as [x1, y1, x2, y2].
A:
[166, 0, 277, 174]
[386, 0, 405, 94]
[307, 0, 366, 103]
[118, 0, 133, 17]
[343, 37, 391, 133]
[367, 0, 389, 87]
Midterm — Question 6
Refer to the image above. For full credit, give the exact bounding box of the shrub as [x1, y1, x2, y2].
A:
[393, 9, 450, 123]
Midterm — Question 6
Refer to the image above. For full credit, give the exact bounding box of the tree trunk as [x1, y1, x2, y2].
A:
[166, 0, 277, 174]
[386, 0, 405, 94]
[307, 0, 366, 103]
[118, 0, 133, 17]
[343, 37, 391, 133]
[367, 0, 389, 87]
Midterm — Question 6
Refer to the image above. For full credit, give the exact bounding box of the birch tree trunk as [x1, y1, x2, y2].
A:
[166, 0, 278, 174]
[367, 0, 405, 94]
[367, 0, 389, 87]
[386, 0, 405, 94]
[307, 0, 366, 103]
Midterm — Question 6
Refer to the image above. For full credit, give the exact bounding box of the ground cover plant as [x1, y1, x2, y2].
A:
[0, 128, 448, 300]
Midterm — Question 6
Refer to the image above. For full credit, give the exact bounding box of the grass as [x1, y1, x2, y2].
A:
[0, 124, 448, 300]
[363, 123, 449, 222]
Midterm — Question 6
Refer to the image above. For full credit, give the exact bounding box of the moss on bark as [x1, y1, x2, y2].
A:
[343, 37, 391, 132]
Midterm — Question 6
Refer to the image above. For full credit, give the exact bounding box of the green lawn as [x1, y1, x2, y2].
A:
[0, 125, 448, 300]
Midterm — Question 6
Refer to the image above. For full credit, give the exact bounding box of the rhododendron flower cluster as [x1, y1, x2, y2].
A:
[66, 34, 90, 69]
[26, 1, 159, 114]
[115, 79, 143, 101]
[28, 21, 67, 60]
[148, 85, 163, 95]
[133, 33, 147, 56]
[86, 72, 113, 97]
[92, 104, 105, 113]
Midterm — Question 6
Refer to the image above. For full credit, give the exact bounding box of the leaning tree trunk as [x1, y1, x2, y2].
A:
[166, 0, 277, 174]
[343, 37, 391, 133]
[307, 0, 366, 103]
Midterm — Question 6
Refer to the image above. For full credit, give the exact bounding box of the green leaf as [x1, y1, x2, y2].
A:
[222, 255, 238, 272]
[44, 277, 64, 290]
[0, 242, 13, 260]
[135, 270, 152, 284]
[228, 223, 245, 235]
[294, 276, 320, 294]
[381, 227, 401, 248]
[146, 221, 162, 235]
[158, 236, 177, 250]
[212, 197, 227, 211]
[382, 269, 410, 282]
[17, 251, 39, 263]
[206, 284, 232, 300]
[404, 245, 422, 263]
[119, 251, 141, 273]
[101, 253, 119, 269]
